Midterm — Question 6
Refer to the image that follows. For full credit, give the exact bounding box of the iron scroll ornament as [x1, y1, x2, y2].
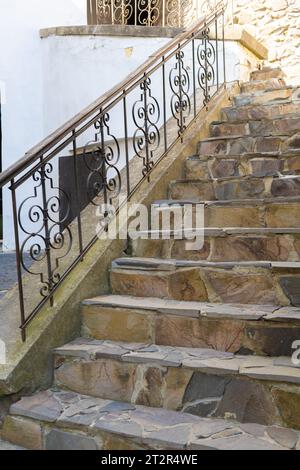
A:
[18, 162, 72, 299]
[169, 49, 191, 138]
[133, 77, 161, 178]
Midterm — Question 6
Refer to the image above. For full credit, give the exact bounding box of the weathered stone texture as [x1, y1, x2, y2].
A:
[230, 0, 300, 85]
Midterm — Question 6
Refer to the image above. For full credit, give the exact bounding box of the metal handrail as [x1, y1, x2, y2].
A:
[0, 2, 227, 340]
[0, 6, 222, 188]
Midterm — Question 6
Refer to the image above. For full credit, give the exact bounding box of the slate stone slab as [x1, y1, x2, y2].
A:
[45, 429, 99, 450]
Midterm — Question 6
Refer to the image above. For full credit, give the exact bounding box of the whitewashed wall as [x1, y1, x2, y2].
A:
[0, 0, 87, 250]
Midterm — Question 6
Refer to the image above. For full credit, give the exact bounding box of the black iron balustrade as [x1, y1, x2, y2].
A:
[0, 2, 227, 341]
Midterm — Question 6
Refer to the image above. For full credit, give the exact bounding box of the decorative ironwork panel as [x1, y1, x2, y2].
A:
[133, 77, 161, 178]
[169, 49, 191, 137]
[18, 163, 73, 300]
[197, 26, 216, 107]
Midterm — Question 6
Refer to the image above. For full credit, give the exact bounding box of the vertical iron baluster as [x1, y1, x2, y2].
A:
[178, 46, 184, 140]
[222, 9, 226, 88]
[162, 59, 168, 152]
[215, 14, 219, 91]
[99, 109, 108, 216]
[72, 130, 84, 257]
[11, 180, 26, 342]
[192, 37, 197, 118]
[135, 0, 137, 26]
[142, 74, 150, 182]
[204, 23, 209, 109]
[148, 0, 151, 26]
[123, 94, 131, 197]
[40, 159, 54, 307]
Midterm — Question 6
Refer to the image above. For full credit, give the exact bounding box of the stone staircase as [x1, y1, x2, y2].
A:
[2, 68, 300, 451]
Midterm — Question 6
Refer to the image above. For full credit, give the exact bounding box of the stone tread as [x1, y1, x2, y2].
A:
[82, 294, 300, 322]
[185, 153, 300, 168]
[54, 339, 300, 385]
[169, 175, 300, 201]
[153, 195, 300, 207]
[137, 227, 300, 236]
[171, 175, 300, 183]
[9, 390, 300, 450]
[0, 439, 24, 450]
[111, 257, 300, 271]
[198, 134, 297, 143]
[211, 113, 300, 126]
[222, 103, 300, 118]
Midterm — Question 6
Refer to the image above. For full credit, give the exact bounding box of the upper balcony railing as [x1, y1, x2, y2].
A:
[87, 0, 222, 28]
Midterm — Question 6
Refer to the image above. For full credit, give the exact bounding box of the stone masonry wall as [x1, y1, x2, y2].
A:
[231, 0, 300, 84]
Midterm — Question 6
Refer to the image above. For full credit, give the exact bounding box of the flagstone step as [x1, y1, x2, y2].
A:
[110, 257, 300, 306]
[4, 390, 299, 450]
[233, 87, 300, 107]
[210, 115, 300, 138]
[52, 339, 300, 429]
[240, 78, 286, 94]
[82, 294, 300, 356]
[131, 228, 300, 263]
[222, 102, 300, 122]
[185, 153, 300, 180]
[0, 439, 24, 450]
[152, 197, 300, 228]
[197, 134, 300, 157]
[250, 68, 285, 82]
[169, 176, 300, 201]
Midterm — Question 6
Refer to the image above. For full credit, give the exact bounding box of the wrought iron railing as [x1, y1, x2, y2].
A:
[0, 1, 227, 341]
[87, 0, 222, 28]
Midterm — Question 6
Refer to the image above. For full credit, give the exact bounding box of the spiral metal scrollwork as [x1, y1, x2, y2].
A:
[83, 112, 121, 209]
[132, 77, 161, 178]
[18, 162, 72, 298]
[197, 27, 216, 107]
[96, 0, 112, 21]
[112, 0, 134, 24]
[169, 49, 191, 137]
[137, 0, 160, 26]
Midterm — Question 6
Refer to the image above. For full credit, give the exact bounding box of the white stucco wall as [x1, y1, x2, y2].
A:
[0, 0, 87, 250]
[42, 35, 170, 136]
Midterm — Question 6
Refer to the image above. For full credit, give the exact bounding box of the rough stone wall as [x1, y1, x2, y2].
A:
[231, 0, 300, 84]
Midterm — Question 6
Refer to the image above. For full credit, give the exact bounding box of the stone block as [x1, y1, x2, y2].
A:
[45, 429, 99, 450]
[82, 306, 154, 342]
[1, 416, 43, 450]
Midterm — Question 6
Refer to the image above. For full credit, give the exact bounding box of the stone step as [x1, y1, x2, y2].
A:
[152, 197, 300, 228]
[131, 228, 300, 263]
[4, 390, 299, 450]
[110, 257, 300, 306]
[222, 102, 300, 123]
[169, 176, 300, 201]
[198, 134, 300, 157]
[82, 294, 300, 356]
[210, 115, 300, 138]
[241, 78, 286, 94]
[233, 87, 300, 108]
[250, 68, 285, 82]
[0, 439, 24, 450]
[185, 154, 300, 180]
[52, 339, 300, 430]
